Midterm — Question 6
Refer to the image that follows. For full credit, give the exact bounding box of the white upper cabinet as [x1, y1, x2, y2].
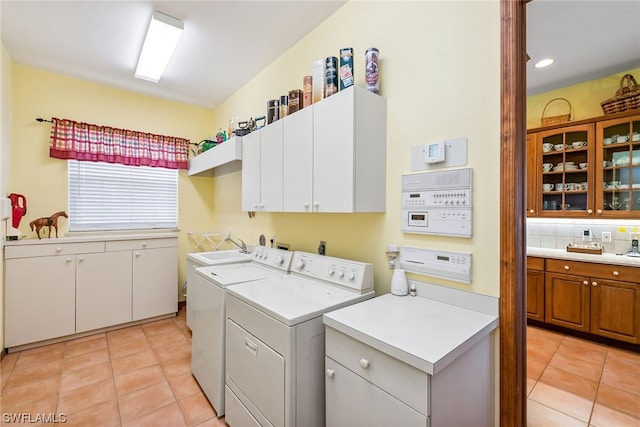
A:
[246, 86, 387, 213]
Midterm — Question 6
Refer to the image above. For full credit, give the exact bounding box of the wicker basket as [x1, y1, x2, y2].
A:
[601, 74, 640, 115]
[541, 98, 572, 126]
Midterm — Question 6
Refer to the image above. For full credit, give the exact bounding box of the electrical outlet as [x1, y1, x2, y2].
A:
[582, 229, 592, 242]
[602, 232, 612, 243]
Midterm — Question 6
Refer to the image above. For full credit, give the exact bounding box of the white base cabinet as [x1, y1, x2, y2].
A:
[4, 234, 178, 349]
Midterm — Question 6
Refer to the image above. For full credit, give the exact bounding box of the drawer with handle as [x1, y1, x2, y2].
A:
[546, 258, 638, 281]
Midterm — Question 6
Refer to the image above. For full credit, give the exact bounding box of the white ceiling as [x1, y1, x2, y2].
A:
[2, 1, 639, 108]
[0, 1, 346, 109]
[526, 0, 640, 96]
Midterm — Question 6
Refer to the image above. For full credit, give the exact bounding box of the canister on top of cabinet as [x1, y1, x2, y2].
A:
[288, 90, 302, 114]
[302, 76, 313, 108]
[339, 48, 354, 90]
[325, 56, 338, 97]
[312, 59, 326, 103]
[365, 47, 380, 94]
[279, 95, 288, 118]
[267, 99, 280, 124]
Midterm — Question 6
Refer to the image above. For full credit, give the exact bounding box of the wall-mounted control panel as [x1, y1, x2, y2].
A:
[401, 168, 472, 237]
[399, 246, 472, 283]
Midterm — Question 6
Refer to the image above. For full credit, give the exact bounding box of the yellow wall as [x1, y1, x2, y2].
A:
[210, 0, 501, 297]
[9, 64, 217, 304]
[527, 67, 640, 130]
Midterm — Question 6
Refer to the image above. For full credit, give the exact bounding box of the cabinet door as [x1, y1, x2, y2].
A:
[132, 246, 178, 320]
[544, 272, 590, 332]
[241, 130, 261, 211]
[76, 251, 132, 333]
[5, 256, 76, 347]
[313, 89, 355, 212]
[526, 133, 539, 216]
[538, 124, 594, 217]
[595, 114, 640, 217]
[325, 357, 427, 427]
[591, 278, 640, 344]
[526, 269, 545, 321]
[259, 120, 284, 211]
[283, 108, 314, 212]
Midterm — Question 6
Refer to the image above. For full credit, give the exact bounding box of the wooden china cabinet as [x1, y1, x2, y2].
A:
[527, 110, 640, 218]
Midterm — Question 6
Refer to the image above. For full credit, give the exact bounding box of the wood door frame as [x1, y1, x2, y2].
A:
[500, 1, 527, 425]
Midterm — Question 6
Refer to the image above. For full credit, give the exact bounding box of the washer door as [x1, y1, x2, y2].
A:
[226, 318, 285, 426]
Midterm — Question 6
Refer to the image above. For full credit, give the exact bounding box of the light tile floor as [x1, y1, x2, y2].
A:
[4, 314, 639, 426]
[527, 325, 640, 427]
[1, 307, 226, 427]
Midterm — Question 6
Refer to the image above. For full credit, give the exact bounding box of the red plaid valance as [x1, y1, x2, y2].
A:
[49, 118, 189, 169]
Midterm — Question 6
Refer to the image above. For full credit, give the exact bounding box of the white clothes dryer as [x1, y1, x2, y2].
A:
[190, 247, 293, 416]
[224, 251, 374, 427]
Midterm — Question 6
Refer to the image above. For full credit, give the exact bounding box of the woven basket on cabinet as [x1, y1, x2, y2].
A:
[540, 98, 572, 126]
[601, 74, 640, 115]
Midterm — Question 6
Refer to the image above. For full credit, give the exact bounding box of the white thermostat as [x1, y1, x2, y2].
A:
[425, 141, 445, 164]
[401, 168, 472, 237]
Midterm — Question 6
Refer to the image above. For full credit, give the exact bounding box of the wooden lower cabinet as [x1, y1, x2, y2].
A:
[526, 257, 545, 321]
[544, 272, 591, 333]
[543, 260, 640, 344]
[591, 279, 640, 344]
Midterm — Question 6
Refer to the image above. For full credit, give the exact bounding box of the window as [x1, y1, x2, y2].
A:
[68, 160, 178, 232]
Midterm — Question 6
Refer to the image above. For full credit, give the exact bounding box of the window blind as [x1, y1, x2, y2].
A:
[68, 160, 178, 231]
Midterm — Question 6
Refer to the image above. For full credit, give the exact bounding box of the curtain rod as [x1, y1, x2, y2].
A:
[36, 117, 53, 123]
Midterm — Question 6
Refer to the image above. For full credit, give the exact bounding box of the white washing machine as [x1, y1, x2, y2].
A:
[186, 250, 252, 329]
[224, 251, 375, 427]
[190, 247, 294, 416]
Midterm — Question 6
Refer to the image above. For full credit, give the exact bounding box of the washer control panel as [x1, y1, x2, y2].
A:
[291, 252, 373, 293]
[251, 247, 294, 271]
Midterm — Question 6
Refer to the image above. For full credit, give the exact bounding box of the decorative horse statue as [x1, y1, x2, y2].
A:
[29, 211, 68, 239]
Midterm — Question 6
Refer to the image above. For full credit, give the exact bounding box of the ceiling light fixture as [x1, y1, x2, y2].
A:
[534, 58, 554, 69]
[135, 11, 183, 83]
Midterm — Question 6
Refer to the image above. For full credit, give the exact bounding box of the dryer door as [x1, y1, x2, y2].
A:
[226, 318, 285, 426]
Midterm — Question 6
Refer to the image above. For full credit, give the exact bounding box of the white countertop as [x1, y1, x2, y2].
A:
[323, 293, 498, 376]
[4, 230, 179, 246]
[527, 247, 640, 267]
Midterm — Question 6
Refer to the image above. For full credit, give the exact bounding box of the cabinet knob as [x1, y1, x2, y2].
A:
[583, 280, 589, 285]
[612, 271, 620, 276]
[66, 257, 72, 262]
[529, 209, 534, 214]
[254, 204, 259, 209]
[135, 251, 140, 257]
[359, 358, 370, 369]
[592, 281, 598, 287]
[313, 202, 320, 208]
[587, 209, 593, 214]
[79, 256, 85, 262]
[326, 369, 335, 378]
[56, 247, 62, 252]
[303, 202, 309, 208]
[142, 242, 147, 247]
[564, 265, 570, 271]
[597, 209, 603, 214]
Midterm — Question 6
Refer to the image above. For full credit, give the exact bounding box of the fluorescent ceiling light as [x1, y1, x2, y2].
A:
[135, 11, 183, 83]
[534, 58, 554, 69]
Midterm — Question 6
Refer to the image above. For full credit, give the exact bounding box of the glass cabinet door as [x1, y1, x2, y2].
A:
[538, 124, 594, 216]
[596, 115, 640, 216]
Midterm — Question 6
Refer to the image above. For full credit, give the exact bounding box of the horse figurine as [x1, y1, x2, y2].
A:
[29, 211, 68, 239]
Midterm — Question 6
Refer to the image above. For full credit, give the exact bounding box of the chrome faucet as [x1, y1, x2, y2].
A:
[228, 237, 249, 254]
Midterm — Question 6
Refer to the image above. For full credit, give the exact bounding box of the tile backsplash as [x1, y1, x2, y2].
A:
[527, 218, 640, 254]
